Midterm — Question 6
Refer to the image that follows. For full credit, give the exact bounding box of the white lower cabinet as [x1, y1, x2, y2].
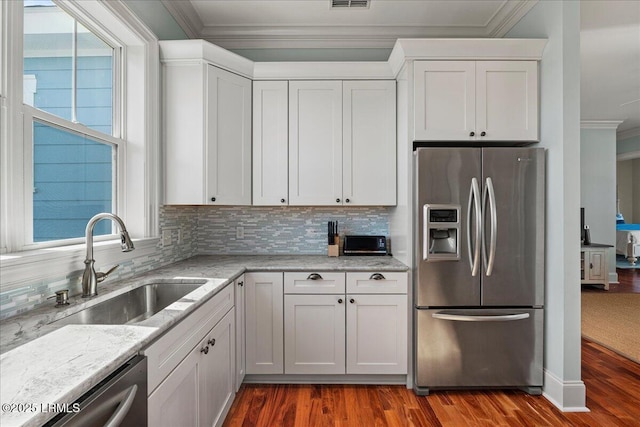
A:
[148, 309, 235, 427]
[234, 275, 245, 391]
[284, 294, 346, 374]
[346, 294, 407, 374]
[245, 272, 284, 374]
[281, 272, 408, 376]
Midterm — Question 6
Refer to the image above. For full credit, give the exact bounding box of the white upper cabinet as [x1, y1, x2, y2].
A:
[289, 81, 343, 206]
[343, 81, 396, 206]
[475, 61, 538, 141]
[252, 81, 289, 206]
[288, 80, 396, 206]
[164, 63, 251, 205]
[414, 61, 538, 142]
[414, 61, 476, 141]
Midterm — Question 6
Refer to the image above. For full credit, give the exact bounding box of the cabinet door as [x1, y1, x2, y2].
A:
[206, 65, 252, 205]
[245, 272, 284, 374]
[253, 81, 289, 206]
[588, 250, 606, 281]
[289, 81, 343, 206]
[284, 294, 346, 374]
[346, 294, 407, 374]
[343, 81, 396, 206]
[200, 310, 235, 427]
[148, 342, 200, 426]
[476, 61, 538, 141]
[414, 61, 476, 141]
[234, 275, 245, 391]
[164, 62, 206, 204]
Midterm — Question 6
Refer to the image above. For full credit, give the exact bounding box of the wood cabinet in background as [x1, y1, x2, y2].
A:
[581, 245, 610, 290]
[164, 63, 251, 205]
[414, 61, 538, 142]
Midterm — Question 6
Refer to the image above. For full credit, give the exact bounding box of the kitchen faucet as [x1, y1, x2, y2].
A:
[82, 213, 135, 297]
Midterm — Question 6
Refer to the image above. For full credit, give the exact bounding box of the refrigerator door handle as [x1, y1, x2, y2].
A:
[422, 204, 428, 261]
[482, 177, 498, 276]
[466, 178, 481, 276]
[432, 312, 530, 322]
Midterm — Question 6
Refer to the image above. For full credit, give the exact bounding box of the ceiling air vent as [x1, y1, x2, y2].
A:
[331, 0, 370, 9]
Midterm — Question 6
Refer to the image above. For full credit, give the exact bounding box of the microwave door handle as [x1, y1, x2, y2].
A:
[104, 384, 138, 427]
[466, 178, 481, 276]
[486, 177, 497, 276]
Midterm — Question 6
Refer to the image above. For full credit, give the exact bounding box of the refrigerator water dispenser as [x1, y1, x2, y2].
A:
[423, 205, 460, 261]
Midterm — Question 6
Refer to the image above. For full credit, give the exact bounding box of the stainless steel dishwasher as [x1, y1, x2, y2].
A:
[43, 355, 147, 427]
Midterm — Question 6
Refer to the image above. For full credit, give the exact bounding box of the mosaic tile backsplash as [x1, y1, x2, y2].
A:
[0, 205, 389, 319]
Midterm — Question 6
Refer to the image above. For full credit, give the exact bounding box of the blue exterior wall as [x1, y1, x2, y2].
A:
[25, 56, 113, 240]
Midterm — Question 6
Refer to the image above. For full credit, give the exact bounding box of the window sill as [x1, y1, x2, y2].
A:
[0, 238, 160, 292]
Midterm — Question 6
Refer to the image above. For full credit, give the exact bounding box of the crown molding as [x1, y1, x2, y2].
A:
[580, 120, 624, 130]
[617, 126, 640, 140]
[617, 150, 640, 161]
[488, 0, 539, 38]
[161, 0, 202, 39]
[253, 61, 394, 80]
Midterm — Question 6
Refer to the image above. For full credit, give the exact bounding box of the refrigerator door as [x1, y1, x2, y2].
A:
[481, 148, 545, 307]
[415, 308, 543, 390]
[415, 148, 481, 307]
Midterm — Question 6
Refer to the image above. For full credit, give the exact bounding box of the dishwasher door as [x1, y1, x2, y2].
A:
[44, 355, 147, 427]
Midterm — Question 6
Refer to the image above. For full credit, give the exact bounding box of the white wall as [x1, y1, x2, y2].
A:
[507, 0, 585, 411]
[581, 126, 618, 283]
[634, 159, 640, 221]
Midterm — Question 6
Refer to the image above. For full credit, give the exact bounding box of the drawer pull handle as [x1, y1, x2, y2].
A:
[200, 346, 209, 355]
[208, 338, 216, 347]
[238, 281, 244, 287]
[307, 273, 323, 280]
[369, 273, 386, 280]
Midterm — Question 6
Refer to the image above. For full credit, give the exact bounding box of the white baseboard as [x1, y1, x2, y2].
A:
[543, 369, 589, 412]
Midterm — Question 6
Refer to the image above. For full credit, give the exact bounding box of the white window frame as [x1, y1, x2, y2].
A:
[0, 0, 160, 288]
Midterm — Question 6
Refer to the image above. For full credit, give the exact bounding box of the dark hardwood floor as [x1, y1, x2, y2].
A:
[223, 339, 640, 427]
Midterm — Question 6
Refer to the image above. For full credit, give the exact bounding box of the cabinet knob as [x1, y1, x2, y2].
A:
[307, 273, 323, 281]
[469, 131, 475, 137]
[349, 298, 355, 304]
[480, 131, 486, 137]
[369, 273, 385, 280]
[200, 346, 209, 355]
[338, 298, 343, 304]
[238, 281, 244, 287]
[336, 198, 341, 203]
[345, 198, 350, 203]
[211, 197, 216, 202]
[281, 198, 286, 203]
[208, 338, 216, 347]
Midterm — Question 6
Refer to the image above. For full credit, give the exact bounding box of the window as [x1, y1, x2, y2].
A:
[1, 0, 160, 255]
[23, 0, 118, 243]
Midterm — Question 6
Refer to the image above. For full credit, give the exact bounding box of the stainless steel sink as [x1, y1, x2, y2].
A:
[52, 281, 205, 326]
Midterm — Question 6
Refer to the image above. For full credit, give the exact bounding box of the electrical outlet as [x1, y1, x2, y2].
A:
[176, 228, 182, 244]
[236, 226, 244, 239]
[162, 229, 173, 247]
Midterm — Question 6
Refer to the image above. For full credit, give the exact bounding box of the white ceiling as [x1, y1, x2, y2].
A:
[161, 0, 640, 136]
[580, 1, 640, 136]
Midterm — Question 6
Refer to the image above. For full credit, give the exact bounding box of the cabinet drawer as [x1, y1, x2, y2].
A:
[346, 272, 407, 294]
[284, 272, 345, 294]
[144, 284, 234, 394]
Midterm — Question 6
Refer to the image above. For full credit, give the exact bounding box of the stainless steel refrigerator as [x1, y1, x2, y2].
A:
[414, 147, 545, 395]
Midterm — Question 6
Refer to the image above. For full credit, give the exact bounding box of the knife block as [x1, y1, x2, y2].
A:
[328, 236, 340, 257]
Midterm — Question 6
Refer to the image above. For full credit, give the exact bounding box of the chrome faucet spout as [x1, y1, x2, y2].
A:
[82, 213, 135, 298]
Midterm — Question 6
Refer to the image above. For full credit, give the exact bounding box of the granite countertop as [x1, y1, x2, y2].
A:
[0, 255, 407, 427]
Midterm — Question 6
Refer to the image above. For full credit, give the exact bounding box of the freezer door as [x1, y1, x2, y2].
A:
[481, 148, 545, 307]
[415, 148, 481, 307]
[415, 308, 543, 389]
